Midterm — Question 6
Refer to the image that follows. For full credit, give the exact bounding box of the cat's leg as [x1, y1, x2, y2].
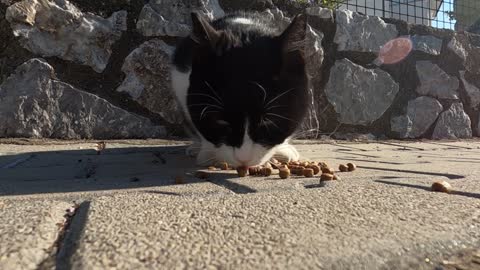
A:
[272, 142, 300, 163]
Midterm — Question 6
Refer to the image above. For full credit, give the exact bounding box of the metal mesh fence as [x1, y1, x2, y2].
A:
[314, 0, 480, 31]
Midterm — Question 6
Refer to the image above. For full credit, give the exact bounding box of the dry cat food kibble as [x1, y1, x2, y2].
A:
[321, 167, 335, 175]
[320, 173, 335, 181]
[303, 168, 314, 177]
[279, 168, 291, 179]
[347, 163, 357, 171]
[208, 166, 218, 171]
[318, 162, 329, 170]
[95, 141, 106, 155]
[307, 165, 321, 175]
[219, 162, 230, 170]
[339, 164, 349, 172]
[248, 166, 272, 177]
[236, 167, 248, 177]
[431, 180, 452, 193]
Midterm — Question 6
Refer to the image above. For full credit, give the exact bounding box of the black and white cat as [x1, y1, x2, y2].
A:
[171, 11, 309, 167]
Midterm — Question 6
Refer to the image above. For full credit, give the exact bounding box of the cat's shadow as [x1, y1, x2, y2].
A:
[0, 145, 218, 196]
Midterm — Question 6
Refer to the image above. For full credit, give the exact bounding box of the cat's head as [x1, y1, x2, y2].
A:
[187, 12, 309, 167]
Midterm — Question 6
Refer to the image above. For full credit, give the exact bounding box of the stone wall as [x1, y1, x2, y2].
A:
[0, 0, 479, 140]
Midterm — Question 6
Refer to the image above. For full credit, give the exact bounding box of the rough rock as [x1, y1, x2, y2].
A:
[306, 6, 333, 21]
[263, 7, 290, 29]
[0, 59, 165, 139]
[411, 35, 442, 55]
[300, 25, 324, 135]
[5, 0, 127, 73]
[390, 115, 412, 139]
[325, 59, 399, 126]
[459, 71, 480, 110]
[116, 39, 183, 125]
[391, 96, 443, 138]
[416, 61, 459, 100]
[136, 0, 225, 37]
[334, 10, 398, 53]
[445, 33, 480, 75]
[432, 103, 472, 139]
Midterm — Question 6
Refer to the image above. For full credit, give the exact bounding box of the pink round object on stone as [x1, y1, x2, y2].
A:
[375, 37, 413, 65]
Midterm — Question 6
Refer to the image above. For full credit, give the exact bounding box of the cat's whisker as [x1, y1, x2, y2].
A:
[188, 103, 223, 110]
[249, 81, 267, 104]
[292, 128, 320, 139]
[264, 118, 281, 131]
[200, 106, 219, 120]
[266, 113, 295, 123]
[264, 88, 294, 108]
[265, 105, 288, 111]
[188, 93, 223, 106]
[204, 81, 223, 103]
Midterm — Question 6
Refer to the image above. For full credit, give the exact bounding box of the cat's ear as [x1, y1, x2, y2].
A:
[190, 12, 220, 47]
[279, 14, 307, 53]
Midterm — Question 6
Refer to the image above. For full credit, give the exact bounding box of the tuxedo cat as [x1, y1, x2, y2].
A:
[171, 11, 309, 167]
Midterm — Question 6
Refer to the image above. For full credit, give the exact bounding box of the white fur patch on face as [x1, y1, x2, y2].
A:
[230, 17, 254, 25]
[214, 123, 276, 167]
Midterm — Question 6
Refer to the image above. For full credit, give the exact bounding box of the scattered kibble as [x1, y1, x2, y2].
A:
[431, 180, 451, 193]
[208, 166, 217, 171]
[303, 168, 314, 177]
[339, 164, 349, 172]
[307, 165, 321, 175]
[219, 162, 229, 170]
[347, 163, 357, 171]
[95, 141, 106, 155]
[320, 173, 335, 181]
[261, 167, 273, 177]
[321, 167, 335, 174]
[333, 174, 341, 181]
[279, 168, 291, 179]
[236, 167, 248, 177]
[318, 162, 329, 169]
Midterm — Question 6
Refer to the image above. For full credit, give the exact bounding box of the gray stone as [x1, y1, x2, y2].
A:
[459, 71, 480, 110]
[432, 103, 472, 139]
[262, 7, 290, 29]
[391, 115, 412, 138]
[416, 61, 459, 100]
[334, 9, 398, 53]
[136, 0, 225, 37]
[448, 35, 467, 63]
[325, 59, 399, 126]
[411, 35, 442, 56]
[116, 39, 183, 125]
[300, 26, 324, 137]
[306, 6, 333, 20]
[0, 58, 165, 139]
[391, 97, 443, 138]
[444, 33, 480, 75]
[5, 0, 127, 73]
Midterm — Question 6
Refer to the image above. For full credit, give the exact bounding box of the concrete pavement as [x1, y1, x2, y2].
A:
[1, 139, 480, 269]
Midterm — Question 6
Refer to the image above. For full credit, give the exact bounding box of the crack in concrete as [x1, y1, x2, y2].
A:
[35, 201, 87, 270]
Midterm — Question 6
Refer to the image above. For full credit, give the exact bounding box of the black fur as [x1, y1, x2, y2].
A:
[172, 12, 309, 149]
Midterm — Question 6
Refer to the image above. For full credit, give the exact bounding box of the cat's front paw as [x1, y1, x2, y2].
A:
[272, 144, 300, 163]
